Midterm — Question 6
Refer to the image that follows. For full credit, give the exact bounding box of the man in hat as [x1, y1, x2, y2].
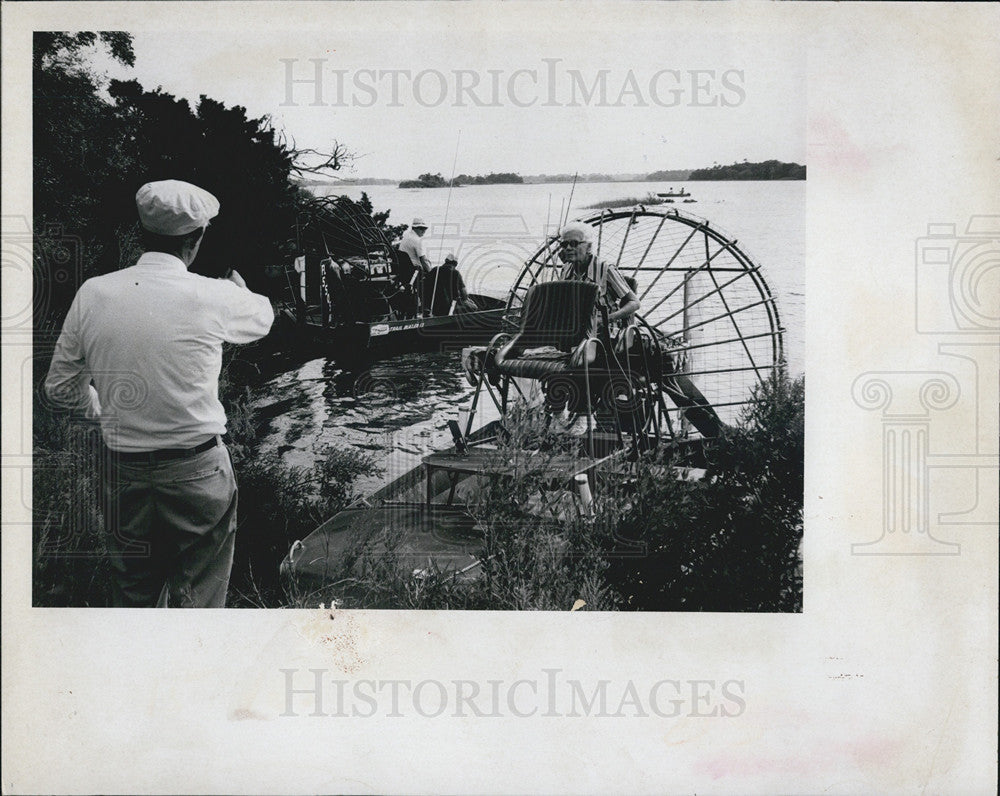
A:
[397, 217, 432, 314]
[424, 252, 479, 316]
[398, 216, 431, 274]
[544, 221, 641, 433]
[44, 179, 274, 607]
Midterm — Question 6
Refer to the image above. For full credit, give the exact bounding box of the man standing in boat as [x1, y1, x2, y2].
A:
[397, 216, 432, 314]
[44, 179, 274, 607]
[425, 252, 479, 316]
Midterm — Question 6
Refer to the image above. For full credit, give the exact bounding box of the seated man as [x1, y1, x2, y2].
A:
[552, 222, 725, 439]
[424, 252, 479, 316]
[557, 221, 639, 333]
[546, 222, 640, 431]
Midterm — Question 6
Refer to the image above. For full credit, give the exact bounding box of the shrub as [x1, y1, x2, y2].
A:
[610, 368, 804, 611]
[32, 414, 113, 607]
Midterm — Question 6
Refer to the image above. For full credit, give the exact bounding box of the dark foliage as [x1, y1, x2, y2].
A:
[688, 160, 806, 181]
[32, 31, 397, 325]
[610, 369, 804, 611]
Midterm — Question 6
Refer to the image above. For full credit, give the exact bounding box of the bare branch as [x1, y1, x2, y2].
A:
[284, 134, 354, 178]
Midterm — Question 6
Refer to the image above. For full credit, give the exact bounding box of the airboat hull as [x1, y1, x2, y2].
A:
[285, 294, 506, 366]
[280, 420, 628, 594]
[281, 421, 502, 592]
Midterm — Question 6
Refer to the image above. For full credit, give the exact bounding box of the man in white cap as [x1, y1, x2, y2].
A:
[398, 216, 431, 274]
[45, 179, 274, 607]
[397, 217, 432, 314]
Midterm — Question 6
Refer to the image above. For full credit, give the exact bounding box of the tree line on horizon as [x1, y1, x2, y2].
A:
[398, 172, 524, 188]
[396, 160, 806, 187]
[686, 159, 806, 181]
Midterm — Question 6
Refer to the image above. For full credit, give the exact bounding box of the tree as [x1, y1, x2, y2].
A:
[34, 30, 399, 311]
[33, 32, 137, 331]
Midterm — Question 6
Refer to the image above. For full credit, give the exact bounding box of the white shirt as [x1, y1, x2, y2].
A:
[398, 228, 426, 269]
[45, 252, 274, 451]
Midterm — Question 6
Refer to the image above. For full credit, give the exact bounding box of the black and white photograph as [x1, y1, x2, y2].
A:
[2, 2, 996, 793]
[28, 22, 804, 612]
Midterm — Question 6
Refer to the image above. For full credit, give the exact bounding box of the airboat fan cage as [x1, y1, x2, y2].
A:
[505, 207, 784, 430]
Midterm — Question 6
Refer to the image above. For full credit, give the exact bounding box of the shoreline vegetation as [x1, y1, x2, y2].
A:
[32, 33, 803, 610]
[293, 160, 807, 188]
[399, 171, 524, 188]
[582, 194, 698, 210]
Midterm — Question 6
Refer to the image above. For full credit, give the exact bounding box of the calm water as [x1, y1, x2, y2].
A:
[255, 180, 804, 488]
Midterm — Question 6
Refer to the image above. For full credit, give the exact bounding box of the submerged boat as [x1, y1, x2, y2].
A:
[280, 206, 784, 598]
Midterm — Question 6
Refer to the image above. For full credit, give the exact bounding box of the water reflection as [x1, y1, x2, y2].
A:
[255, 350, 483, 489]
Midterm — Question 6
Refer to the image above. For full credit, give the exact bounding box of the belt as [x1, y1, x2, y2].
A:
[112, 436, 219, 464]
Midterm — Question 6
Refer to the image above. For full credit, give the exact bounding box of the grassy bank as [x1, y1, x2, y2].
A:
[582, 194, 664, 210]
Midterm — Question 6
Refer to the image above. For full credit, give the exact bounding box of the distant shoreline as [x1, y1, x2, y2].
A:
[296, 160, 805, 188]
[301, 176, 807, 189]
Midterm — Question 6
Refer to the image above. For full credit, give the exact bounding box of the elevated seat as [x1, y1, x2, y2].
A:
[494, 281, 599, 379]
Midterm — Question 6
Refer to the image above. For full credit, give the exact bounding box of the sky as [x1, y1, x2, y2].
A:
[94, 5, 806, 180]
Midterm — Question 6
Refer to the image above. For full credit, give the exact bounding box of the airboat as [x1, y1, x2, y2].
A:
[275, 195, 505, 366]
[280, 206, 784, 593]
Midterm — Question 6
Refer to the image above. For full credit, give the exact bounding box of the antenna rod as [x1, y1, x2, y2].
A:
[562, 172, 579, 227]
[432, 130, 462, 314]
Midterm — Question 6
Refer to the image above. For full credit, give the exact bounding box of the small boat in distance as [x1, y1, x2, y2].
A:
[656, 188, 692, 198]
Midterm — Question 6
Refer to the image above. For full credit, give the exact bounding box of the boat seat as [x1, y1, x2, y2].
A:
[494, 281, 599, 379]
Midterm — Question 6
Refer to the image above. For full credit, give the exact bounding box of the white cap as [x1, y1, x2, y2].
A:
[559, 221, 594, 243]
[411, 217, 428, 229]
[443, 251, 458, 263]
[136, 180, 220, 236]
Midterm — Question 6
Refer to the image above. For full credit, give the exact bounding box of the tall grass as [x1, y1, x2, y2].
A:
[582, 195, 665, 210]
[32, 415, 113, 606]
